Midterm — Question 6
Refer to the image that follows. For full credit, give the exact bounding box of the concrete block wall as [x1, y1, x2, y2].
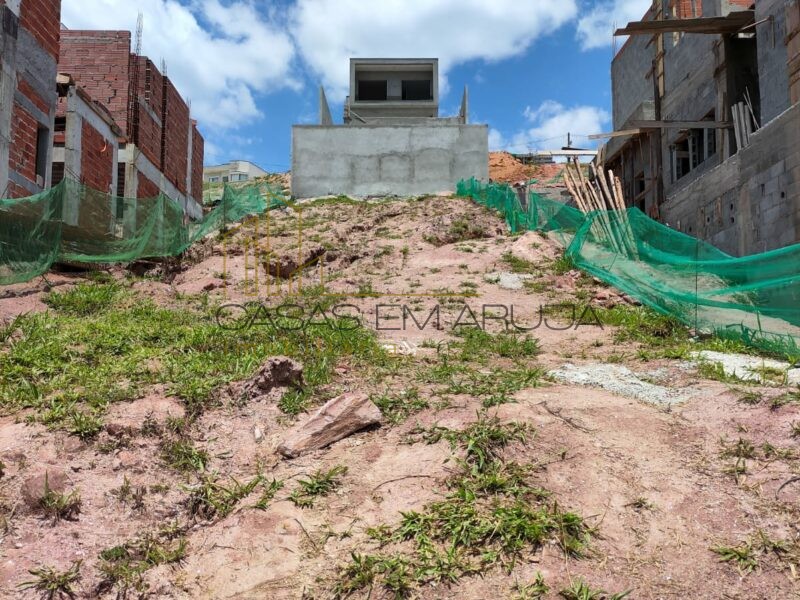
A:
[0, 0, 60, 198]
[161, 77, 189, 196]
[292, 124, 489, 198]
[789, 0, 800, 104]
[661, 102, 800, 255]
[756, 0, 791, 124]
[611, 30, 655, 130]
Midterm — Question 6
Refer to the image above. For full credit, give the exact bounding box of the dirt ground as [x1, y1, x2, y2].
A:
[1, 192, 799, 599]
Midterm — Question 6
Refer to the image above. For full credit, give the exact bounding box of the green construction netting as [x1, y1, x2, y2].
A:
[457, 177, 800, 357]
[0, 178, 286, 285]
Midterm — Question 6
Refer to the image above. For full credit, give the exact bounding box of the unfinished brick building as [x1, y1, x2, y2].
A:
[57, 30, 203, 218]
[604, 0, 800, 255]
[0, 0, 61, 198]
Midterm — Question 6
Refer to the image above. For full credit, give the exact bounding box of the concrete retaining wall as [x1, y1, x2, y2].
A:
[291, 124, 488, 198]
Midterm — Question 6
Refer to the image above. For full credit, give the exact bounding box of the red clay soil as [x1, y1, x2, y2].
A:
[489, 151, 565, 185]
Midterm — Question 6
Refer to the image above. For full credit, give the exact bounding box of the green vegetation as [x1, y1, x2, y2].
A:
[161, 440, 209, 473]
[18, 560, 82, 600]
[559, 579, 630, 600]
[371, 388, 429, 424]
[332, 416, 589, 597]
[1, 281, 386, 429]
[98, 528, 186, 597]
[290, 465, 348, 508]
[185, 473, 264, 520]
[512, 573, 549, 599]
[38, 477, 81, 523]
[501, 252, 537, 274]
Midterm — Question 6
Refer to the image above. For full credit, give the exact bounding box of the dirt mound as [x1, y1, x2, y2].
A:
[489, 152, 566, 186]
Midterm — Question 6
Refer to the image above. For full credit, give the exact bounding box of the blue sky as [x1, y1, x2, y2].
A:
[62, 0, 650, 171]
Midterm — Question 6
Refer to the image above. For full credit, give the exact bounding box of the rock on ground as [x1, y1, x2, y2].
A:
[21, 467, 69, 508]
[689, 350, 800, 385]
[264, 243, 326, 279]
[277, 392, 382, 458]
[242, 357, 303, 400]
[548, 363, 698, 406]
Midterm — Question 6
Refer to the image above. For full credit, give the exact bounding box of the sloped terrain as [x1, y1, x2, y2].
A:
[0, 194, 799, 599]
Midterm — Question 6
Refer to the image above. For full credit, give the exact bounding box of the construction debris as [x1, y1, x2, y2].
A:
[277, 392, 383, 458]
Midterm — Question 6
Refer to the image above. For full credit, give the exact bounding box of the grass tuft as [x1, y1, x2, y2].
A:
[18, 561, 82, 599]
[290, 466, 347, 508]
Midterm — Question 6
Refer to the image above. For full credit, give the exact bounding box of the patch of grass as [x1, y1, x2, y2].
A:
[697, 361, 748, 384]
[596, 305, 688, 349]
[290, 465, 347, 508]
[161, 440, 209, 473]
[414, 415, 530, 474]
[67, 409, 103, 440]
[18, 560, 82, 599]
[452, 328, 541, 362]
[185, 473, 263, 520]
[253, 478, 284, 510]
[110, 476, 146, 510]
[790, 421, 800, 438]
[371, 388, 429, 425]
[719, 437, 756, 460]
[502, 252, 536, 274]
[770, 388, 800, 410]
[98, 528, 186, 597]
[334, 418, 587, 597]
[559, 579, 630, 600]
[2, 289, 385, 424]
[447, 218, 487, 244]
[38, 477, 81, 523]
[712, 541, 759, 573]
[551, 255, 576, 276]
[736, 389, 763, 405]
[44, 281, 124, 316]
[512, 573, 549, 599]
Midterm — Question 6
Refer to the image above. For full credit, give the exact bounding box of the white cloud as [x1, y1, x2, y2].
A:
[60, 0, 297, 130]
[576, 0, 651, 50]
[495, 100, 610, 153]
[289, 0, 578, 100]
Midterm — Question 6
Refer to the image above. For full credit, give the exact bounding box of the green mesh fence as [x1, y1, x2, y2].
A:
[0, 178, 286, 285]
[457, 178, 800, 357]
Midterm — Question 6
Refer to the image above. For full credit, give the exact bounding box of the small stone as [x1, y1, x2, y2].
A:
[253, 425, 264, 443]
[277, 392, 382, 458]
[21, 468, 69, 507]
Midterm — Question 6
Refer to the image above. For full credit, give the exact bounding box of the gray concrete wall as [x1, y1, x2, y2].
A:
[660, 102, 800, 255]
[611, 34, 654, 130]
[291, 124, 488, 198]
[756, 0, 791, 124]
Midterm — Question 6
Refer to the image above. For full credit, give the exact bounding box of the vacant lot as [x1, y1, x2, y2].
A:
[1, 195, 798, 599]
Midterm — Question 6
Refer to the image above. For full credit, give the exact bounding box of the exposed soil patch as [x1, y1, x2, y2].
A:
[0, 194, 798, 599]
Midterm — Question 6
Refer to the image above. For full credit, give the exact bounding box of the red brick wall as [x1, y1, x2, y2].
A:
[137, 171, 159, 199]
[191, 122, 204, 203]
[58, 30, 132, 135]
[20, 0, 61, 59]
[668, 0, 702, 18]
[130, 56, 164, 166]
[80, 120, 113, 192]
[9, 104, 38, 193]
[161, 77, 189, 195]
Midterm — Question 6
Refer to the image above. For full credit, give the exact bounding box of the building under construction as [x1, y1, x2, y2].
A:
[603, 0, 800, 256]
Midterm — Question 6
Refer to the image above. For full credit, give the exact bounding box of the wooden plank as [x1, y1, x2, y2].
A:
[615, 11, 754, 36]
[629, 120, 732, 129]
[588, 128, 645, 140]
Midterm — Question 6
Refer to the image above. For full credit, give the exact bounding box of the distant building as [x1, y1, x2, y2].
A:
[204, 160, 269, 184]
[291, 58, 488, 198]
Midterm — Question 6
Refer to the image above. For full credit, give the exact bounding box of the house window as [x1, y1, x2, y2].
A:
[671, 112, 717, 182]
[35, 126, 49, 187]
[357, 80, 387, 101]
[402, 80, 432, 101]
[208, 176, 220, 183]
